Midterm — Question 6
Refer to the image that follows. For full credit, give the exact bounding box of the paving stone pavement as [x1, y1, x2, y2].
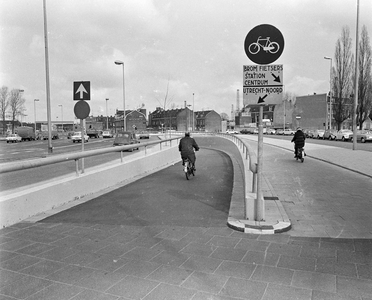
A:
[0, 136, 371, 300]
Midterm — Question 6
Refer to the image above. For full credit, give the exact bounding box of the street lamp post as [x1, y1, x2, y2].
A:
[106, 98, 109, 130]
[114, 60, 126, 131]
[58, 104, 63, 132]
[324, 56, 332, 130]
[34, 99, 39, 136]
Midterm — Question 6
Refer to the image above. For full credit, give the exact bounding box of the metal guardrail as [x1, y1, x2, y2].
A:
[215, 133, 258, 191]
[0, 136, 182, 175]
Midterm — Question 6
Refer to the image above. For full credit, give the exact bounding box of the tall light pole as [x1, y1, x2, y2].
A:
[324, 56, 332, 130]
[352, 0, 360, 151]
[34, 99, 39, 135]
[114, 60, 125, 131]
[105, 98, 109, 130]
[43, 0, 53, 153]
[58, 104, 63, 131]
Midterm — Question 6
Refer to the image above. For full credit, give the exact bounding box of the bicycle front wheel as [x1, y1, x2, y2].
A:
[268, 42, 279, 54]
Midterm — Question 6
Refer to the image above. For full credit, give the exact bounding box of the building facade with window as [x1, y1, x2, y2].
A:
[148, 107, 221, 132]
[114, 109, 147, 132]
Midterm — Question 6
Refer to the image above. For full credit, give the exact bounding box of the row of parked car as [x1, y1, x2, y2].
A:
[236, 128, 295, 135]
[228, 127, 372, 143]
[304, 129, 372, 143]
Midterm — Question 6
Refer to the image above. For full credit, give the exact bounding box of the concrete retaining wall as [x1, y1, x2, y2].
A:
[0, 144, 180, 228]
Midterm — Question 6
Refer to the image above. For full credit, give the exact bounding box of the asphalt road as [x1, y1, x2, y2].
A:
[0, 137, 119, 162]
[0, 136, 157, 191]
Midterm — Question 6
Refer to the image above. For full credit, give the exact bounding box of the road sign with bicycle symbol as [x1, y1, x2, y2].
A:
[244, 24, 284, 65]
[248, 36, 280, 55]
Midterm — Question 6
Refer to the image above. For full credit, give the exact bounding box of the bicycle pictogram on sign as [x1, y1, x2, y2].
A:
[248, 36, 280, 55]
[244, 24, 284, 65]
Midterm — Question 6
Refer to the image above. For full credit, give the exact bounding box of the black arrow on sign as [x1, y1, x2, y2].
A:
[271, 73, 281, 83]
[258, 94, 268, 104]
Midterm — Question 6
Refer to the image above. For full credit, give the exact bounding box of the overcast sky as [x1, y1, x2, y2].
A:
[1, 0, 371, 123]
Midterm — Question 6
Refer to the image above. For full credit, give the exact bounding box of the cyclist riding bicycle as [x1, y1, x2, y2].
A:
[291, 127, 306, 158]
[179, 132, 199, 171]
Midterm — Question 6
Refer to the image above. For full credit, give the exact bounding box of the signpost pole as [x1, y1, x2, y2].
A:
[80, 119, 85, 173]
[256, 105, 265, 221]
[244, 24, 284, 222]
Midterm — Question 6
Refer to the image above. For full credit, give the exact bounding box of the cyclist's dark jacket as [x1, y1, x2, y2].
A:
[291, 130, 306, 147]
[179, 136, 199, 158]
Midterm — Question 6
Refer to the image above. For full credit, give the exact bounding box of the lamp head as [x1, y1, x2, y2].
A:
[114, 60, 124, 65]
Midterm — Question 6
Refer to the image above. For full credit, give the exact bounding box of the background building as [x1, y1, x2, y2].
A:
[293, 93, 328, 130]
[148, 107, 221, 132]
[114, 108, 147, 132]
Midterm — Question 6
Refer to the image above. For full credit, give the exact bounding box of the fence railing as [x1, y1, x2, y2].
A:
[213, 133, 260, 220]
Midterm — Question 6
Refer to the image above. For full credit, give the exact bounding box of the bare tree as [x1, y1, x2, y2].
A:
[356, 25, 372, 128]
[0, 86, 9, 135]
[8, 89, 26, 133]
[155, 76, 175, 130]
[333, 26, 354, 130]
[220, 112, 229, 120]
[155, 76, 175, 111]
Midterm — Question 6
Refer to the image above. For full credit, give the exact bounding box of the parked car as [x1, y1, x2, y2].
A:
[323, 129, 337, 140]
[314, 129, 325, 139]
[266, 128, 276, 135]
[349, 130, 372, 143]
[335, 129, 353, 141]
[113, 131, 140, 151]
[102, 131, 113, 138]
[305, 129, 315, 138]
[226, 129, 238, 134]
[6, 134, 22, 143]
[240, 129, 249, 134]
[253, 128, 259, 134]
[283, 129, 294, 135]
[276, 129, 284, 135]
[138, 131, 150, 139]
[71, 131, 89, 143]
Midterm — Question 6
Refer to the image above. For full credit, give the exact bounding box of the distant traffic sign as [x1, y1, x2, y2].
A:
[244, 24, 284, 65]
[74, 100, 90, 119]
[73, 81, 90, 100]
[243, 64, 283, 105]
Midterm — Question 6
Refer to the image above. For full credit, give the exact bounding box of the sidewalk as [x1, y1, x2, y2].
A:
[227, 135, 372, 234]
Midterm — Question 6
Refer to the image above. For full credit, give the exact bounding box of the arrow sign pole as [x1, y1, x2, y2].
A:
[256, 105, 265, 221]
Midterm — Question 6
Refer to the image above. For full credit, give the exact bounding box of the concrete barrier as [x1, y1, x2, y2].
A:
[0, 143, 180, 228]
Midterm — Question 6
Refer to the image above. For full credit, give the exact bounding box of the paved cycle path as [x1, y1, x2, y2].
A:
[39, 145, 234, 227]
